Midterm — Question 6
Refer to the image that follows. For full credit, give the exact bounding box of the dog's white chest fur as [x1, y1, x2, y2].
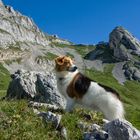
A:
[57, 71, 78, 99]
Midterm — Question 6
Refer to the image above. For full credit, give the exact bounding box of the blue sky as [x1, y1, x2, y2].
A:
[3, 0, 140, 44]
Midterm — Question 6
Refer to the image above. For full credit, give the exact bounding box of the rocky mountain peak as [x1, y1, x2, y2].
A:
[85, 26, 140, 83]
[0, 0, 74, 75]
[0, 0, 71, 50]
[0, 1, 50, 48]
[109, 26, 140, 61]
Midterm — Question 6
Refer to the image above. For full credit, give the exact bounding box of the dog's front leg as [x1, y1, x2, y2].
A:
[65, 97, 75, 112]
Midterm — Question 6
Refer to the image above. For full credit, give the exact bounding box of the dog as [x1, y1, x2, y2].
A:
[54, 56, 124, 121]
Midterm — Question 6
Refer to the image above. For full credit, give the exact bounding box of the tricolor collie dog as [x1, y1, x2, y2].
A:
[54, 56, 124, 121]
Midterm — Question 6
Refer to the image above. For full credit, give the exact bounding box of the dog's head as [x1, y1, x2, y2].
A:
[54, 56, 77, 72]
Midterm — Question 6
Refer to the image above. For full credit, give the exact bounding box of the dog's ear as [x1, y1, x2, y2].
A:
[55, 56, 65, 65]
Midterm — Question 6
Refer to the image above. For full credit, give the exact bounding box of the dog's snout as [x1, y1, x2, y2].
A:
[69, 65, 78, 72]
[73, 66, 78, 70]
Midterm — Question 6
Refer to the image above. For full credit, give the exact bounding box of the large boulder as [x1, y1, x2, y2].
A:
[6, 69, 65, 108]
[104, 119, 140, 140]
[81, 119, 140, 140]
[109, 26, 140, 61]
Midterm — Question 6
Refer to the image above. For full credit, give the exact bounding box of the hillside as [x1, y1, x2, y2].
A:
[0, 0, 140, 139]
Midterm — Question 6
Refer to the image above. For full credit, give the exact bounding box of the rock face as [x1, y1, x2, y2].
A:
[0, 0, 79, 75]
[6, 69, 65, 108]
[84, 42, 115, 63]
[0, 2, 49, 47]
[0, 0, 71, 49]
[112, 62, 126, 84]
[109, 26, 140, 61]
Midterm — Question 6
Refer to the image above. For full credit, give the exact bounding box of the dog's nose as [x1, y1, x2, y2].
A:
[69, 65, 78, 72]
[73, 66, 78, 71]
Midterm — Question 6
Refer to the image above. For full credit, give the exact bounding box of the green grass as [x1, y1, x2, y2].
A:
[132, 54, 140, 61]
[36, 52, 58, 61]
[45, 52, 58, 60]
[4, 58, 22, 65]
[0, 92, 103, 140]
[66, 52, 74, 58]
[52, 42, 96, 57]
[50, 42, 68, 48]
[0, 28, 11, 34]
[85, 64, 140, 129]
[73, 45, 95, 57]
[0, 99, 61, 140]
[0, 63, 10, 90]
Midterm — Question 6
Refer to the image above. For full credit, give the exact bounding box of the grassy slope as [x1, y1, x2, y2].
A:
[51, 43, 96, 57]
[36, 52, 58, 61]
[85, 64, 140, 129]
[0, 63, 103, 140]
[0, 63, 10, 90]
[0, 97, 103, 139]
[0, 46, 140, 139]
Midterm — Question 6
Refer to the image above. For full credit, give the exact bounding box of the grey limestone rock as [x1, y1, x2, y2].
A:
[84, 131, 108, 140]
[6, 69, 65, 108]
[60, 127, 68, 140]
[133, 70, 140, 81]
[123, 63, 140, 82]
[33, 109, 62, 129]
[104, 119, 140, 140]
[109, 26, 140, 61]
[28, 101, 63, 111]
[112, 62, 126, 84]
[0, 0, 49, 47]
[80, 119, 140, 140]
[0, 0, 71, 49]
[77, 121, 108, 140]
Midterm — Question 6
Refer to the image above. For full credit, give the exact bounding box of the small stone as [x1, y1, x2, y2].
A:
[28, 101, 63, 112]
[102, 119, 109, 124]
[98, 130, 108, 139]
[77, 121, 87, 131]
[83, 132, 95, 140]
[60, 127, 68, 140]
[89, 124, 101, 131]
[37, 111, 62, 129]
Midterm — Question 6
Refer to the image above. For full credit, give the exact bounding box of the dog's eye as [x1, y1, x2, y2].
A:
[58, 59, 63, 63]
